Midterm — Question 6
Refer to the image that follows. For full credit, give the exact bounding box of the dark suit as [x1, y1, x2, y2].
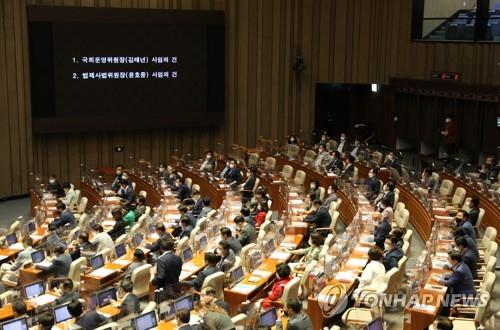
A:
[384, 159, 401, 173]
[460, 220, 476, 240]
[120, 293, 141, 316]
[200, 158, 216, 172]
[75, 310, 108, 330]
[220, 166, 231, 179]
[227, 236, 242, 255]
[185, 265, 218, 291]
[303, 207, 332, 230]
[337, 140, 351, 154]
[277, 312, 313, 330]
[365, 177, 381, 195]
[147, 233, 173, 253]
[153, 251, 182, 296]
[53, 209, 76, 228]
[55, 290, 80, 305]
[383, 247, 404, 271]
[177, 184, 192, 201]
[238, 223, 257, 247]
[327, 158, 344, 173]
[461, 247, 478, 279]
[242, 175, 257, 201]
[48, 180, 65, 198]
[192, 198, 204, 217]
[225, 167, 243, 185]
[340, 164, 354, 180]
[441, 262, 476, 295]
[108, 219, 126, 241]
[118, 185, 136, 204]
[380, 191, 395, 209]
[179, 225, 193, 239]
[111, 174, 122, 191]
[36, 253, 72, 277]
[468, 208, 480, 227]
[374, 220, 391, 250]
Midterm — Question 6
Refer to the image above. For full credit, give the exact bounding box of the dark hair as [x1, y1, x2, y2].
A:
[176, 309, 191, 324]
[310, 233, 323, 247]
[452, 228, 465, 238]
[448, 250, 462, 262]
[368, 247, 383, 261]
[386, 180, 396, 191]
[67, 299, 83, 318]
[137, 195, 146, 205]
[259, 201, 269, 212]
[218, 240, 230, 251]
[38, 311, 55, 329]
[111, 208, 123, 219]
[318, 144, 326, 150]
[381, 197, 392, 208]
[77, 232, 89, 243]
[329, 184, 338, 192]
[62, 182, 71, 189]
[310, 179, 320, 188]
[220, 227, 232, 238]
[205, 252, 220, 265]
[470, 196, 479, 208]
[424, 168, 433, 176]
[54, 245, 65, 255]
[435, 318, 453, 330]
[93, 224, 104, 233]
[48, 223, 58, 231]
[370, 167, 379, 175]
[240, 207, 250, 217]
[116, 164, 124, 169]
[119, 179, 129, 186]
[347, 155, 355, 163]
[49, 174, 57, 178]
[392, 228, 404, 241]
[446, 113, 455, 120]
[56, 201, 66, 210]
[202, 197, 211, 207]
[13, 299, 27, 315]
[332, 151, 341, 158]
[387, 235, 398, 245]
[312, 199, 322, 206]
[286, 297, 302, 313]
[455, 236, 468, 249]
[121, 279, 133, 292]
[457, 209, 469, 219]
[161, 239, 175, 252]
[234, 215, 246, 224]
[178, 205, 188, 213]
[22, 237, 33, 247]
[180, 216, 191, 226]
[62, 279, 74, 290]
[276, 263, 291, 279]
[155, 223, 166, 232]
[249, 166, 258, 175]
[133, 249, 146, 261]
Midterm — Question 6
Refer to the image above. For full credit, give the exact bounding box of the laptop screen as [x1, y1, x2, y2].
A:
[134, 311, 158, 330]
[54, 303, 73, 323]
[367, 317, 384, 330]
[27, 221, 36, 234]
[115, 243, 127, 258]
[89, 254, 105, 270]
[96, 287, 117, 307]
[31, 250, 45, 264]
[182, 247, 193, 263]
[260, 307, 277, 327]
[199, 234, 208, 250]
[174, 295, 194, 312]
[24, 281, 45, 299]
[134, 233, 143, 246]
[5, 233, 17, 246]
[232, 266, 244, 283]
[0, 317, 28, 330]
[266, 238, 276, 254]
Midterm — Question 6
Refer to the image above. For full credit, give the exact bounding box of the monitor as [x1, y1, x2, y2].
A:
[134, 311, 158, 330]
[96, 287, 117, 307]
[54, 303, 73, 323]
[5, 233, 17, 246]
[115, 243, 127, 258]
[367, 317, 384, 330]
[182, 247, 193, 263]
[231, 266, 244, 284]
[27, 221, 36, 234]
[134, 233, 143, 246]
[251, 252, 262, 270]
[198, 234, 208, 250]
[159, 301, 175, 321]
[89, 254, 105, 270]
[24, 281, 45, 299]
[259, 307, 277, 327]
[266, 238, 276, 254]
[174, 295, 194, 312]
[0, 317, 28, 330]
[31, 250, 45, 264]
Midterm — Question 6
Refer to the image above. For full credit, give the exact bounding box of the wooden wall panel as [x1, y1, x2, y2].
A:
[1, 0, 500, 197]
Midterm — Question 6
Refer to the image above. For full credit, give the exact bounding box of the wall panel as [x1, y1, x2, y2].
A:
[1, 0, 500, 197]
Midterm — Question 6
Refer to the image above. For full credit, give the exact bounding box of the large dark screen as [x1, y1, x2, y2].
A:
[28, 6, 225, 133]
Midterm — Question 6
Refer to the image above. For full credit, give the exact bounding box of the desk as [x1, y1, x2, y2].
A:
[80, 181, 103, 209]
[129, 173, 163, 207]
[175, 166, 226, 209]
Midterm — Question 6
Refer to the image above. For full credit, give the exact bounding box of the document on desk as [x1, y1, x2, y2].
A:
[291, 221, 308, 228]
[30, 234, 44, 241]
[353, 246, 370, 255]
[288, 192, 298, 198]
[112, 259, 131, 266]
[413, 304, 436, 313]
[101, 220, 115, 227]
[164, 214, 179, 221]
[36, 261, 53, 269]
[183, 264, 200, 272]
[252, 270, 273, 278]
[90, 268, 116, 278]
[29, 294, 58, 307]
[231, 283, 257, 294]
[269, 251, 291, 261]
[106, 197, 121, 203]
[8, 243, 24, 250]
[424, 284, 447, 293]
[334, 271, 355, 283]
[289, 199, 303, 205]
[345, 258, 367, 268]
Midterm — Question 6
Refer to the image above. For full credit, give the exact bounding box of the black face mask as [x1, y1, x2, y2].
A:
[283, 310, 289, 317]
[455, 218, 462, 226]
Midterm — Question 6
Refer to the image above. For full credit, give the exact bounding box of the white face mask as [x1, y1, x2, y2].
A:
[445, 118, 451, 123]
[49, 179, 55, 184]
[206, 155, 212, 159]
[327, 189, 333, 195]
[123, 175, 128, 180]
[310, 184, 316, 189]
[159, 167, 165, 172]
[384, 243, 391, 251]
[116, 170, 122, 175]
[319, 149, 324, 153]
[340, 136, 346, 141]
[368, 173, 374, 178]
[229, 164, 235, 168]
[290, 138, 295, 142]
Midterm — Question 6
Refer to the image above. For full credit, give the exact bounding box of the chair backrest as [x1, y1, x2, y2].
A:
[227, 256, 242, 274]
[393, 189, 399, 209]
[176, 237, 190, 256]
[335, 198, 342, 210]
[329, 211, 339, 233]
[281, 277, 301, 302]
[404, 229, 413, 242]
[131, 182, 136, 191]
[320, 234, 336, 258]
[78, 213, 88, 229]
[303, 150, 316, 163]
[328, 202, 338, 214]
[202, 271, 225, 300]
[481, 272, 496, 294]
[439, 179, 454, 197]
[402, 241, 410, 255]
[462, 197, 472, 212]
[77, 197, 88, 213]
[98, 248, 113, 262]
[353, 166, 359, 180]
[67, 226, 81, 245]
[137, 214, 147, 227]
[476, 208, 485, 228]
[318, 187, 326, 201]
[129, 223, 140, 237]
[71, 189, 81, 209]
[484, 257, 496, 274]
[207, 209, 217, 219]
[196, 217, 208, 230]
[253, 178, 261, 193]
[281, 165, 294, 180]
[451, 187, 466, 205]
[384, 267, 400, 294]
[68, 257, 87, 288]
[95, 322, 119, 330]
[372, 151, 383, 164]
[241, 243, 256, 271]
[141, 301, 157, 314]
[293, 170, 306, 186]
[396, 209, 410, 229]
[395, 202, 406, 215]
[485, 242, 498, 261]
[474, 291, 490, 323]
[265, 157, 276, 171]
[139, 190, 147, 198]
[248, 153, 259, 167]
[431, 172, 440, 184]
[8, 221, 20, 234]
[131, 264, 153, 297]
[484, 227, 497, 243]
[231, 314, 247, 327]
[185, 178, 192, 189]
[287, 144, 300, 159]
[0, 291, 16, 306]
[114, 234, 128, 247]
[189, 226, 201, 248]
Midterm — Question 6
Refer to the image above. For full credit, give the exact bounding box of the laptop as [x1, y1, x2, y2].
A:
[89, 254, 105, 270]
[231, 265, 245, 285]
[5, 233, 17, 246]
[96, 287, 117, 307]
[266, 238, 276, 254]
[259, 307, 278, 327]
[134, 311, 158, 330]
[24, 280, 45, 299]
[182, 247, 193, 263]
[26, 221, 36, 234]
[198, 234, 208, 251]
[0, 317, 28, 330]
[134, 233, 143, 246]
[115, 243, 127, 258]
[53, 303, 73, 323]
[72, 229, 80, 242]
[367, 317, 384, 330]
[31, 250, 45, 264]
[174, 295, 194, 312]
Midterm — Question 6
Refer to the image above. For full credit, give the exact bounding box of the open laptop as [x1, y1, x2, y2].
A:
[5, 233, 17, 246]
[182, 247, 193, 263]
[114, 243, 127, 258]
[96, 287, 117, 307]
[134, 311, 158, 330]
[174, 295, 194, 312]
[266, 238, 276, 254]
[24, 280, 45, 299]
[259, 307, 278, 327]
[231, 265, 245, 286]
[26, 221, 36, 234]
[0, 317, 28, 330]
[198, 234, 208, 251]
[53, 303, 73, 324]
[134, 233, 143, 247]
[89, 254, 105, 270]
[30, 250, 53, 268]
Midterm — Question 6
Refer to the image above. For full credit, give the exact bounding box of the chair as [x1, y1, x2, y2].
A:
[129, 223, 141, 237]
[431, 172, 440, 186]
[95, 322, 119, 330]
[189, 227, 201, 248]
[264, 157, 276, 172]
[240, 243, 256, 271]
[319, 233, 336, 258]
[268, 277, 301, 308]
[74, 197, 88, 218]
[98, 248, 113, 262]
[202, 271, 225, 300]
[291, 170, 306, 192]
[71, 189, 81, 210]
[475, 272, 495, 295]
[8, 221, 20, 234]
[175, 237, 190, 256]
[303, 150, 316, 164]
[372, 151, 383, 165]
[477, 257, 496, 279]
[138, 190, 147, 198]
[477, 227, 496, 249]
[68, 257, 87, 290]
[131, 264, 153, 298]
[353, 166, 359, 181]
[299, 260, 318, 299]
[451, 292, 490, 325]
[137, 214, 147, 227]
[474, 208, 485, 231]
[141, 301, 157, 314]
[281, 165, 294, 180]
[131, 182, 136, 191]
[185, 178, 193, 189]
[480, 242, 497, 263]
[227, 256, 242, 274]
[0, 291, 16, 306]
[439, 179, 454, 197]
[316, 210, 339, 236]
[207, 209, 217, 219]
[257, 221, 273, 245]
[114, 234, 128, 247]
[396, 256, 408, 289]
[318, 187, 326, 201]
[248, 153, 259, 167]
[462, 197, 472, 212]
[403, 229, 413, 252]
[231, 314, 247, 328]
[402, 241, 410, 256]
[77, 213, 88, 230]
[392, 188, 400, 209]
[449, 187, 466, 206]
[287, 144, 300, 159]
[396, 209, 409, 229]
[196, 217, 208, 230]
[66, 226, 81, 245]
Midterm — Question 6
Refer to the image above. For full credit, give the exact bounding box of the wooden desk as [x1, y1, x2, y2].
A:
[80, 181, 103, 209]
[175, 166, 226, 209]
[19, 266, 48, 286]
[129, 173, 163, 207]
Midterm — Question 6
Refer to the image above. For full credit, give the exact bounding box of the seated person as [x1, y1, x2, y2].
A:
[114, 278, 141, 317]
[200, 150, 216, 172]
[220, 227, 242, 254]
[111, 164, 124, 191]
[455, 236, 478, 279]
[198, 197, 213, 218]
[313, 145, 331, 169]
[107, 208, 127, 241]
[276, 298, 313, 330]
[353, 248, 385, 299]
[175, 309, 199, 330]
[219, 160, 232, 179]
[165, 170, 180, 189]
[39, 223, 67, 251]
[365, 167, 381, 201]
[224, 159, 243, 186]
[198, 300, 236, 330]
[0, 237, 36, 282]
[373, 211, 391, 250]
[146, 223, 173, 254]
[117, 179, 136, 205]
[182, 252, 219, 292]
[420, 168, 438, 194]
[327, 151, 344, 174]
[454, 209, 475, 240]
[304, 192, 317, 214]
[134, 195, 147, 221]
[241, 167, 259, 203]
[339, 155, 355, 180]
[89, 224, 115, 254]
[158, 162, 170, 180]
[375, 180, 396, 208]
[322, 184, 338, 209]
[200, 286, 231, 315]
[178, 204, 197, 227]
[383, 152, 401, 173]
[176, 177, 192, 202]
[60, 182, 76, 207]
[215, 240, 236, 272]
[308, 179, 321, 201]
[47, 174, 65, 198]
[191, 186, 203, 217]
[261, 263, 292, 309]
[240, 207, 255, 227]
[13, 300, 32, 326]
[178, 217, 193, 240]
[467, 196, 480, 226]
[437, 250, 476, 296]
[234, 215, 257, 247]
[123, 203, 136, 227]
[383, 235, 404, 271]
[288, 233, 322, 270]
[254, 201, 269, 228]
[350, 139, 367, 160]
[390, 228, 405, 248]
[452, 228, 479, 259]
[478, 156, 499, 181]
[35, 245, 72, 280]
[38, 311, 55, 330]
[432, 317, 454, 330]
[379, 197, 394, 222]
[70, 231, 96, 260]
[67, 299, 109, 330]
[52, 202, 76, 229]
[303, 200, 332, 233]
[125, 249, 147, 279]
[55, 279, 80, 305]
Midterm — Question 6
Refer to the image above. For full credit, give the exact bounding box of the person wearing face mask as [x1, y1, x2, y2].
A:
[287, 135, 298, 145]
[175, 177, 192, 202]
[53, 202, 76, 229]
[276, 298, 313, 330]
[308, 179, 321, 201]
[326, 151, 344, 174]
[436, 250, 476, 296]
[288, 233, 323, 270]
[353, 247, 385, 299]
[454, 209, 475, 240]
[219, 160, 232, 179]
[233, 215, 257, 246]
[365, 167, 381, 201]
[382, 235, 403, 271]
[452, 228, 479, 259]
[190, 184, 203, 217]
[215, 240, 236, 272]
[350, 138, 366, 160]
[254, 201, 269, 228]
[467, 196, 480, 226]
[313, 145, 332, 169]
[117, 179, 136, 205]
[454, 236, 478, 279]
[261, 263, 292, 309]
[60, 182, 76, 207]
[375, 180, 396, 208]
[322, 184, 338, 209]
[337, 133, 351, 154]
[158, 162, 169, 180]
[383, 152, 401, 174]
[200, 151, 216, 173]
[111, 165, 124, 191]
[440, 114, 458, 160]
[47, 174, 65, 198]
[303, 200, 331, 236]
[166, 170, 180, 189]
[225, 160, 243, 186]
[339, 155, 355, 180]
[479, 156, 499, 181]
[241, 167, 258, 203]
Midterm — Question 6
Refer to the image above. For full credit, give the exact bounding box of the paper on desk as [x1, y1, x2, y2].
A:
[435, 215, 452, 221]
[112, 259, 131, 266]
[8, 243, 24, 250]
[252, 270, 273, 278]
[0, 255, 9, 261]
[353, 246, 370, 255]
[180, 271, 192, 281]
[290, 221, 308, 228]
[345, 258, 367, 268]
[280, 242, 296, 249]
[413, 304, 436, 313]
[101, 220, 115, 227]
[424, 284, 447, 292]
[164, 214, 179, 221]
[288, 192, 298, 198]
[269, 251, 291, 261]
[327, 172, 336, 177]
[90, 268, 116, 278]
[183, 264, 200, 272]
[334, 271, 355, 282]
[289, 199, 303, 205]
[29, 294, 58, 306]
[231, 283, 257, 294]
[106, 197, 121, 203]
[36, 261, 53, 268]
[435, 252, 448, 258]
[30, 235, 44, 240]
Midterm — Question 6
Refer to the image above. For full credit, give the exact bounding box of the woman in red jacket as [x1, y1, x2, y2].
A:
[261, 263, 292, 309]
[254, 201, 269, 228]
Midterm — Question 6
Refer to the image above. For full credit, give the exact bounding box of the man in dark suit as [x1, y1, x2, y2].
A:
[340, 155, 355, 180]
[107, 208, 127, 241]
[200, 150, 216, 173]
[277, 297, 313, 330]
[225, 159, 243, 185]
[336, 133, 351, 154]
[373, 211, 391, 250]
[183, 252, 219, 291]
[438, 251, 476, 296]
[455, 236, 478, 278]
[327, 151, 344, 174]
[68, 299, 108, 330]
[175, 309, 195, 330]
[191, 186, 203, 217]
[383, 235, 404, 271]
[216, 240, 236, 272]
[146, 223, 173, 254]
[234, 215, 257, 246]
[116, 278, 141, 317]
[365, 167, 381, 202]
[453, 228, 479, 259]
[39, 223, 67, 251]
[178, 217, 193, 239]
[241, 167, 258, 203]
[52, 202, 76, 229]
[153, 240, 182, 299]
[376, 181, 396, 209]
[175, 177, 192, 202]
[220, 227, 242, 254]
[383, 152, 402, 174]
[47, 174, 65, 198]
[303, 200, 332, 231]
[55, 279, 80, 305]
[36, 245, 72, 285]
[467, 196, 480, 226]
[111, 165, 124, 191]
[455, 210, 476, 240]
[117, 179, 136, 205]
